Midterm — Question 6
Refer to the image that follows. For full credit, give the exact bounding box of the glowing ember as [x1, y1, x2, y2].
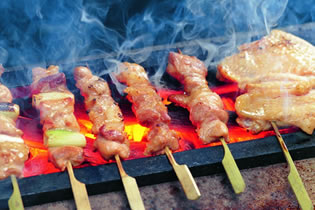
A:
[125, 123, 148, 142]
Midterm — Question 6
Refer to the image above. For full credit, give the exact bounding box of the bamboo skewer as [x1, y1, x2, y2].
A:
[219, 138, 246, 194]
[115, 155, 145, 210]
[8, 175, 24, 210]
[271, 122, 312, 210]
[66, 161, 91, 210]
[176, 49, 244, 195]
[164, 146, 201, 200]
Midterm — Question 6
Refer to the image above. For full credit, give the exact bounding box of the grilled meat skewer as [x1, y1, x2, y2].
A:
[167, 52, 229, 143]
[117, 62, 179, 155]
[31, 65, 86, 170]
[74, 66, 130, 160]
[0, 65, 29, 179]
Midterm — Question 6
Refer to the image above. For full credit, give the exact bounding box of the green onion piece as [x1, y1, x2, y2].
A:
[44, 129, 86, 147]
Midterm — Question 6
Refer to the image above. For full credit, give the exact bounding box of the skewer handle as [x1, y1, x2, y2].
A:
[271, 122, 313, 210]
[165, 147, 201, 200]
[8, 175, 24, 210]
[115, 155, 145, 210]
[66, 162, 91, 210]
[220, 138, 246, 194]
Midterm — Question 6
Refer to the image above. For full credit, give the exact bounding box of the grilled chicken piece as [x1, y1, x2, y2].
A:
[49, 146, 84, 170]
[0, 66, 29, 179]
[117, 63, 179, 155]
[74, 66, 129, 160]
[217, 30, 315, 83]
[167, 52, 229, 143]
[236, 90, 315, 134]
[0, 142, 29, 179]
[37, 98, 80, 133]
[31, 66, 84, 170]
[217, 30, 315, 134]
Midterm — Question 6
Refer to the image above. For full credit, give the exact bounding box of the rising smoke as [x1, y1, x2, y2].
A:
[0, 0, 313, 87]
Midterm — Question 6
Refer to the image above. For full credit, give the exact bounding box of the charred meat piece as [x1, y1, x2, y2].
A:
[217, 30, 315, 83]
[0, 67, 29, 179]
[74, 66, 129, 160]
[167, 52, 229, 144]
[217, 30, 315, 134]
[236, 90, 315, 134]
[117, 62, 179, 155]
[31, 66, 85, 170]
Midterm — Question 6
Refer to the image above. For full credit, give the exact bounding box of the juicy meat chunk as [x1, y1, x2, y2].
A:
[145, 123, 180, 156]
[0, 142, 29, 179]
[31, 73, 68, 95]
[49, 146, 84, 171]
[94, 136, 129, 160]
[124, 86, 171, 126]
[74, 66, 129, 160]
[32, 66, 60, 83]
[217, 30, 315, 83]
[167, 52, 229, 143]
[235, 90, 315, 134]
[117, 63, 179, 155]
[0, 115, 23, 137]
[38, 98, 80, 132]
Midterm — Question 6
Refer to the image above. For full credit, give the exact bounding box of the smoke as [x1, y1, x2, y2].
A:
[0, 0, 313, 88]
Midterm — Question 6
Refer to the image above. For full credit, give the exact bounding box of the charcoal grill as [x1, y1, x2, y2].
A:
[0, 21, 314, 209]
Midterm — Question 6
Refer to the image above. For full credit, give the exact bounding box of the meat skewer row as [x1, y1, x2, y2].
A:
[117, 62, 200, 200]
[74, 66, 145, 210]
[74, 66, 129, 160]
[167, 52, 245, 194]
[0, 65, 29, 180]
[31, 66, 91, 210]
[217, 30, 313, 208]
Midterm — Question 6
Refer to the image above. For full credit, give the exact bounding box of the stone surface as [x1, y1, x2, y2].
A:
[26, 158, 315, 210]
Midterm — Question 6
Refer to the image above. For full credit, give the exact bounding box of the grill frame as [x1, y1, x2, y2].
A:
[0, 130, 314, 208]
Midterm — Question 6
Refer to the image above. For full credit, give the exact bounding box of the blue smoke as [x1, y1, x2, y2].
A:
[0, 0, 313, 83]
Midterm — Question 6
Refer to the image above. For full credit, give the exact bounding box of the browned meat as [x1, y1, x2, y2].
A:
[37, 98, 80, 132]
[31, 66, 84, 170]
[94, 136, 129, 160]
[217, 30, 315, 83]
[74, 66, 129, 159]
[0, 115, 23, 137]
[167, 52, 229, 144]
[238, 73, 315, 96]
[32, 66, 60, 83]
[217, 30, 315, 134]
[0, 142, 29, 179]
[117, 63, 171, 126]
[235, 90, 315, 134]
[48, 146, 84, 171]
[117, 62, 179, 155]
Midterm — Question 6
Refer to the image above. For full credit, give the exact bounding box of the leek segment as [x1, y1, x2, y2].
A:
[32, 92, 74, 108]
[44, 129, 86, 147]
[0, 103, 20, 120]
